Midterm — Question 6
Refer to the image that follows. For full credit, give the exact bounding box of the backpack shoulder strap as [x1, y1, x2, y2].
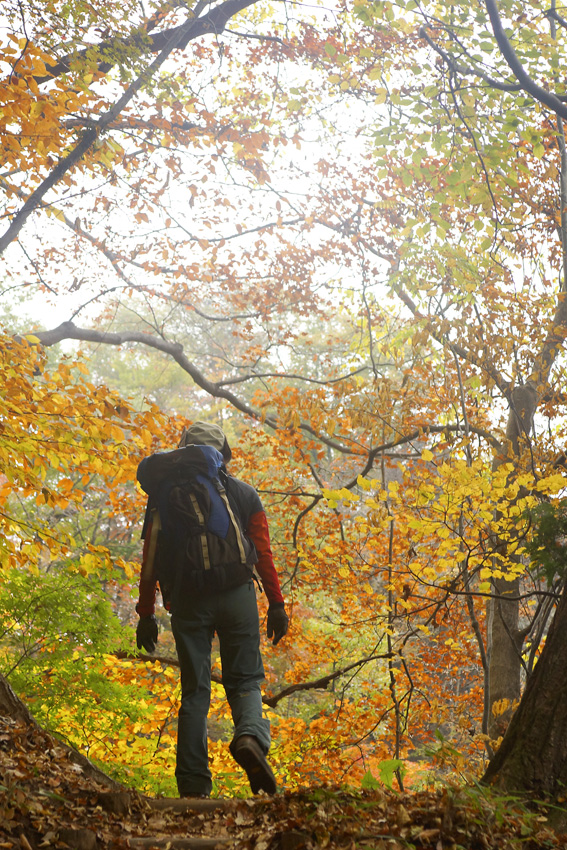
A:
[188, 488, 211, 571]
[215, 479, 247, 565]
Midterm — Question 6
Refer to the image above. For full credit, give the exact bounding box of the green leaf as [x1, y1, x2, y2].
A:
[361, 769, 381, 790]
[378, 759, 406, 789]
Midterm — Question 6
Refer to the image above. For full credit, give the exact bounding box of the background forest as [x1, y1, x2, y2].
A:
[2, 0, 567, 799]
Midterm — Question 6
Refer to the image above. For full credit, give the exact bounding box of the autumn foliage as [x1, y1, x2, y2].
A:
[3, 0, 567, 801]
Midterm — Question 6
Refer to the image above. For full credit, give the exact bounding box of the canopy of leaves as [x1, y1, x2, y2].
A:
[4, 0, 567, 799]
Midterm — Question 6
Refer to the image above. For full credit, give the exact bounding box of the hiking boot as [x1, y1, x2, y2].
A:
[231, 735, 277, 795]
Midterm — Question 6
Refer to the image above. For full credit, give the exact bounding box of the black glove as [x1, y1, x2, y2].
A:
[136, 615, 158, 653]
[267, 605, 289, 646]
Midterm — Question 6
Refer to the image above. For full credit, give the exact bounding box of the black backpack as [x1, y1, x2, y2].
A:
[137, 445, 257, 604]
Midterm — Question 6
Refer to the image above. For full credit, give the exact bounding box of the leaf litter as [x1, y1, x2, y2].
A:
[1, 715, 566, 849]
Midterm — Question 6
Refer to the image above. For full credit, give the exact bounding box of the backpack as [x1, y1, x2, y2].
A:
[137, 444, 257, 604]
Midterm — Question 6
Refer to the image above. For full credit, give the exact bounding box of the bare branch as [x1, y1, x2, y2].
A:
[484, 0, 567, 119]
[30, 321, 362, 454]
[262, 652, 394, 708]
[224, 29, 286, 44]
[217, 367, 368, 387]
[292, 495, 322, 550]
[546, 7, 567, 33]
[419, 25, 522, 94]
[336, 423, 503, 496]
[114, 650, 393, 707]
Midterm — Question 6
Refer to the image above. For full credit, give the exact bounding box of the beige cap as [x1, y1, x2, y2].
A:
[179, 420, 231, 460]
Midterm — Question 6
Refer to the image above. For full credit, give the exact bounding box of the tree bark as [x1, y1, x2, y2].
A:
[486, 383, 539, 740]
[483, 581, 567, 796]
[0, 673, 124, 790]
[486, 577, 522, 739]
[0, 673, 36, 725]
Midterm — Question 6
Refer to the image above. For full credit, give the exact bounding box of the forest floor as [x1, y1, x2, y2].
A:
[1, 712, 566, 850]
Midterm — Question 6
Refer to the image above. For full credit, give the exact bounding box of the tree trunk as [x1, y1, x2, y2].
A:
[486, 576, 522, 739]
[486, 383, 539, 740]
[482, 581, 567, 796]
[0, 673, 36, 725]
[0, 673, 124, 790]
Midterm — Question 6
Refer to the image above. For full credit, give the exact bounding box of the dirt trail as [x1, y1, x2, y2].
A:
[1, 674, 566, 850]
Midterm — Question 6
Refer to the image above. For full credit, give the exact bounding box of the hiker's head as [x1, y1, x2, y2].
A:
[178, 421, 232, 462]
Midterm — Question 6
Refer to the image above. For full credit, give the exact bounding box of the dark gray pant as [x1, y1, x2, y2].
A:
[171, 581, 270, 796]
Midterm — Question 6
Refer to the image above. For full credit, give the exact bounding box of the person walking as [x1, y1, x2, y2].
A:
[134, 421, 288, 798]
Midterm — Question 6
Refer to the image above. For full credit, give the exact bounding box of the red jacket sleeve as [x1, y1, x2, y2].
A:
[246, 510, 285, 606]
[135, 519, 158, 617]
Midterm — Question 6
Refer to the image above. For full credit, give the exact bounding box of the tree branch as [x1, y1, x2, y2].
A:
[312, 214, 511, 395]
[447, 71, 502, 229]
[419, 25, 522, 94]
[339, 423, 503, 494]
[545, 7, 567, 33]
[112, 650, 393, 707]
[31, 0, 262, 85]
[217, 367, 368, 387]
[384, 272, 511, 397]
[262, 652, 394, 707]
[30, 321, 363, 454]
[0, 0, 260, 256]
[30, 321, 504, 468]
[484, 0, 567, 119]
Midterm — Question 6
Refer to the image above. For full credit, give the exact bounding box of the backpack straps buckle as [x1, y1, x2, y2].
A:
[188, 492, 211, 570]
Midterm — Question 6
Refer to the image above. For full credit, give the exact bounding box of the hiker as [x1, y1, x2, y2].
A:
[134, 421, 289, 798]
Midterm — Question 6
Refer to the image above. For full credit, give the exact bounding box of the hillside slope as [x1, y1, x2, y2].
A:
[1, 676, 565, 849]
